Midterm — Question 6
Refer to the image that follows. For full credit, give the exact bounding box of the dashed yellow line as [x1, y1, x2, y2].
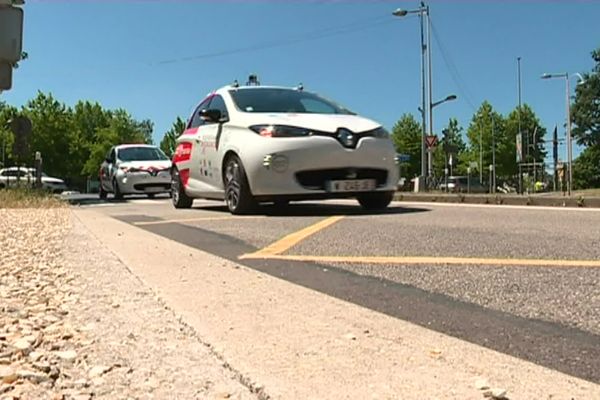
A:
[243, 216, 345, 257]
[134, 215, 265, 226]
[238, 254, 600, 268]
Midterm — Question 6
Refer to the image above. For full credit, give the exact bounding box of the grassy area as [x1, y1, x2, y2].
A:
[0, 188, 66, 208]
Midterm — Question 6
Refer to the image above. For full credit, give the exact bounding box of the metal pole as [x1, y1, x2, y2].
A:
[426, 3, 433, 179]
[566, 74, 572, 196]
[419, 4, 427, 184]
[532, 125, 538, 186]
[492, 117, 496, 193]
[479, 126, 483, 183]
[517, 57, 523, 195]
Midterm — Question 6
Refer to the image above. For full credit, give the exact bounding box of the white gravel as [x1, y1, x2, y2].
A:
[0, 208, 259, 400]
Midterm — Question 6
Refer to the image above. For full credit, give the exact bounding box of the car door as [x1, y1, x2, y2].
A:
[101, 147, 116, 191]
[176, 97, 213, 193]
[198, 94, 229, 190]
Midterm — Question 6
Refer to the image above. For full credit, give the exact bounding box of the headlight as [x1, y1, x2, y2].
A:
[249, 125, 313, 138]
[370, 127, 390, 139]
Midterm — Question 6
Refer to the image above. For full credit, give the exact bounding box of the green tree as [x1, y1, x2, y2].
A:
[432, 118, 466, 177]
[69, 101, 112, 176]
[160, 116, 186, 158]
[572, 47, 600, 147]
[573, 146, 600, 189]
[22, 92, 73, 177]
[390, 113, 422, 179]
[504, 104, 546, 181]
[0, 102, 18, 168]
[465, 102, 510, 182]
[571, 47, 600, 188]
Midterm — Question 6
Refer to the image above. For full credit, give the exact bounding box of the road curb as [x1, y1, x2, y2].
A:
[394, 193, 600, 208]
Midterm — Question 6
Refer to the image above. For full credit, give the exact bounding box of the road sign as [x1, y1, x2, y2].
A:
[0, 5, 24, 63]
[516, 133, 523, 163]
[10, 115, 32, 159]
[425, 135, 438, 150]
[398, 153, 410, 162]
[469, 161, 478, 170]
[0, 62, 11, 90]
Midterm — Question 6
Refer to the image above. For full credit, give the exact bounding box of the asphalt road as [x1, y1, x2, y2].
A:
[76, 195, 600, 384]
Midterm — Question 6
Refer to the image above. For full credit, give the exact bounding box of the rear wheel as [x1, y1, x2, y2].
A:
[224, 155, 256, 215]
[357, 191, 394, 210]
[171, 168, 193, 209]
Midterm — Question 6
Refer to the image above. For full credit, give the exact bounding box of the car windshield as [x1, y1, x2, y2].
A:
[229, 88, 354, 115]
[118, 147, 169, 162]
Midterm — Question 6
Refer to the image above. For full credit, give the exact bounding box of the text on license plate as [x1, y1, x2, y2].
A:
[326, 179, 376, 192]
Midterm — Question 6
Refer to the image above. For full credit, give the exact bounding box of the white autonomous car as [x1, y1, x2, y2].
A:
[171, 79, 399, 214]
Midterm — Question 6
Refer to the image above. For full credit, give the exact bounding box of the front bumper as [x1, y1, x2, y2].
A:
[243, 136, 399, 197]
[116, 171, 171, 194]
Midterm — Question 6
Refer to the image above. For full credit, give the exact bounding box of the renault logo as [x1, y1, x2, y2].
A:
[337, 128, 355, 147]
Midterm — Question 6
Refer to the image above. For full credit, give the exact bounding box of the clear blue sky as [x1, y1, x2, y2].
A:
[3, 0, 600, 164]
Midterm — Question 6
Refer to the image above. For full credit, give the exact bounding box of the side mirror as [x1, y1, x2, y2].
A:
[199, 108, 225, 123]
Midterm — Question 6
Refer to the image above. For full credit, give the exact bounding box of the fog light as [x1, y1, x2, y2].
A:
[122, 177, 128, 184]
[271, 155, 289, 172]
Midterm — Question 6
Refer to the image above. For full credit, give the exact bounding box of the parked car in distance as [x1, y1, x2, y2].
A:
[0, 167, 68, 193]
[438, 175, 487, 193]
[170, 80, 399, 214]
[99, 144, 172, 199]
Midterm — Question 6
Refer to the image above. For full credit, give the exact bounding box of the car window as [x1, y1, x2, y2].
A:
[117, 147, 169, 162]
[207, 95, 228, 121]
[229, 88, 354, 114]
[189, 98, 213, 128]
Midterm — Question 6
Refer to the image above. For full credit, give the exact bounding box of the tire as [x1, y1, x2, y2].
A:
[113, 178, 123, 200]
[99, 183, 107, 200]
[223, 155, 256, 215]
[357, 191, 394, 210]
[171, 168, 193, 209]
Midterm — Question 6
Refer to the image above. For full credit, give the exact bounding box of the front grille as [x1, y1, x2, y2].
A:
[295, 168, 388, 190]
[133, 183, 171, 191]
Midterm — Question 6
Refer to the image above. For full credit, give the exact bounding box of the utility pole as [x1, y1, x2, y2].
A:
[552, 125, 558, 191]
[517, 57, 523, 195]
[492, 116, 496, 193]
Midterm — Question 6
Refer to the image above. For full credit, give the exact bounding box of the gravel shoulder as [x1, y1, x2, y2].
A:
[0, 208, 258, 400]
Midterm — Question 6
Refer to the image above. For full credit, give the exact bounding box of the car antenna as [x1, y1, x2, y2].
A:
[296, 83, 304, 91]
[232, 79, 239, 88]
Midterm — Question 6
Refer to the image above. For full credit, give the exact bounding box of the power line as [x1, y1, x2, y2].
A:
[154, 14, 402, 65]
[429, 19, 478, 112]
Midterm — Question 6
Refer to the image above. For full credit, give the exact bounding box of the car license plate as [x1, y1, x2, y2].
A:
[326, 179, 376, 192]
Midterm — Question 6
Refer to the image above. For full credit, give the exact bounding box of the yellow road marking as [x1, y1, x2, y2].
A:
[134, 215, 265, 226]
[238, 253, 600, 268]
[246, 216, 345, 257]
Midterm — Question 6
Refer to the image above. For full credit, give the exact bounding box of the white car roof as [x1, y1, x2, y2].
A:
[115, 144, 158, 149]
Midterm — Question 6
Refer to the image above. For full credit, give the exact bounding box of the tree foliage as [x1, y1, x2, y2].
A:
[1, 92, 154, 186]
[572, 47, 600, 147]
[572, 47, 600, 188]
[432, 118, 466, 177]
[390, 113, 422, 179]
[160, 116, 186, 158]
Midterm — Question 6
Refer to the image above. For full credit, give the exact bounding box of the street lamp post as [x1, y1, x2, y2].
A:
[393, 2, 429, 189]
[541, 72, 584, 196]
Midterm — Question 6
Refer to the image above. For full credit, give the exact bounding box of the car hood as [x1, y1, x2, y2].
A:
[234, 113, 381, 133]
[117, 160, 172, 170]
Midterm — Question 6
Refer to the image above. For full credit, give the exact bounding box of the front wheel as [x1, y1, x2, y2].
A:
[171, 169, 193, 209]
[99, 183, 107, 200]
[224, 155, 256, 215]
[113, 179, 123, 200]
[357, 191, 394, 210]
